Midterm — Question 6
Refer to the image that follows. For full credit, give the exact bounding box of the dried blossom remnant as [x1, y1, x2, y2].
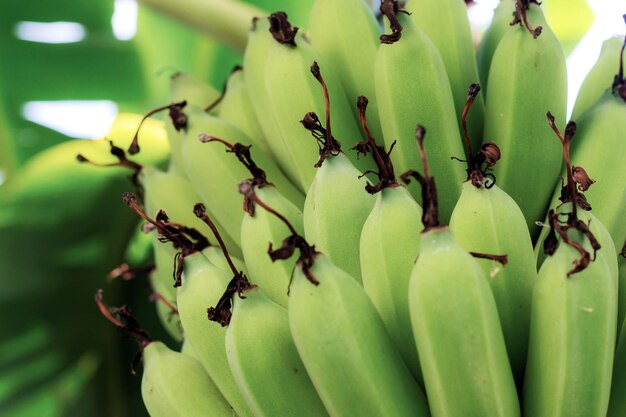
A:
[352, 95, 398, 194]
[510, 0, 542, 38]
[400, 125, 440, 232]
[380, 0, 409, 44]
[268, 12, 298, 46]
[128, 101, 187, 155]
[207, 274, 255, 327]
[572, 166, 595, 192]
[458, 83, 500, 188]
[301, 62, 342, 167]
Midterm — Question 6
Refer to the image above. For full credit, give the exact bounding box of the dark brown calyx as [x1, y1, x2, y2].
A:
[352, 96, 399, 194]
[198, 134, 270, 198]
[469, 252, 508, 266]
[123, 193, 209, 287]
[268, 12, 298, 46]
[301, 62, 342, 167]
[77, 140, 144, 201]
[510, 0, 542, 38]
[544, 112, 600, 276]
[95, 289, 152, 375]
[128, 101, 187, 155]
[457, 84, 501, 188]
[207, 274, 255, 327]
[238, 185, 320, 286]
[380, 0, 410, 44]
[399, 125, 440, 232]
[612, 16, 626, 101]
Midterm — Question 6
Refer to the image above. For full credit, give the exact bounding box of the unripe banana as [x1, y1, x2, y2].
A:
[375, 5, 465, 222]
[523, 227, 617, 417]
[308, 0, 383, 141]
[405, 126, 519, 417]
[141, 341, 235, 417]
[448, 84, 537, 383]
[483, 2, 567, 237]
[148, 269, 183, 342]
[476, 0, 516, 97]
[571, 36, 623, 121]
[356, 96, 423, 384]
[619, 255, 626, 340]
[176, 250, 255, 417]
[405, 0, 485, 150]
[219, 282, 329, 417]
[240, 183, 303, 308]
[275, 243, 430, 417]
[216, 66, 269, 155]
[263, 13, 371, 191]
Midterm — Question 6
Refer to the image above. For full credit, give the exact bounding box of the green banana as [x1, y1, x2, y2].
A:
[405, 0, 485, 151]
[619, 255, 626, 340]
[262, 207, 430, 417]
[263, 12, 371, 191]
[356, 96, 424, 385]
[94, 290, 235, 417]
[571, 36, 623, 121]
[448, 84, 537, 383]
[211, 278, 329, 417]
[148, 269, 183, 342]
[300, 72, 375, 283]
[308, 0, 383, 142]
[483, 1, 567, 237]
[523, 115, 617, 417]
[476, 0, 516, 97]
[405, 126, 520, 417]
[375, 2, 465, 222]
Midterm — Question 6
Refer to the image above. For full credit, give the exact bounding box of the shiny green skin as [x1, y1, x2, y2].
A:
[289, 255, 430, 417]
[409, 227, 520, 417]
[263, 31, 373, 192]
[226, 287, 329, 417]
[570, 92, 626, 253]
[141, 341, 235, 417]
[523, 236, 617, 417]
[142, 165, 242, 258]
[375, 14, 465, 223]
[449, 182, 537, 383]
[241, 185, 303, 308]
[167, 72, 220, 171]
[217, 68, 270, 156]
[308, 0, 383, 141]
[483, 4, 567, 238]
[406, 0, 485, 153]
[181, 106, 304, 249]
[303, 153, 375, 283]
[607, 317, 626, 417]
[177, 251, 255, 417]
[476, 0, 516, 98]
[360, 186, 423, 386]
[571, 37, 623, 121]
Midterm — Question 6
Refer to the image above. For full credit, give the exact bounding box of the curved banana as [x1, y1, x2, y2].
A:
[448, 84, 537, 383]
[405, 126, 520, 417]
[220, 281, 329, 417]
[571, 36, 623, 121]
[482, 2, 567, 237]
[375, 4, 465, 222]
[356, 96, 424, 384]
[308, 0, 383, 141]
[405, 0, 485, 151]
[608, 299, 626, 417]
[263, 12, 370, 192]
[148, 269, 183, 342]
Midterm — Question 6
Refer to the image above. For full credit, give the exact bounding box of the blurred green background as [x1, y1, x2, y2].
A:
[0, 0, 612, 415]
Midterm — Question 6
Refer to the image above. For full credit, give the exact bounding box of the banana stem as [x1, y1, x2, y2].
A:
[136, 0, 266, 52]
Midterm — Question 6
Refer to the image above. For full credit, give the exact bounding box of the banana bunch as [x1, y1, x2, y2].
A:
[90, 1, 626, 416]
